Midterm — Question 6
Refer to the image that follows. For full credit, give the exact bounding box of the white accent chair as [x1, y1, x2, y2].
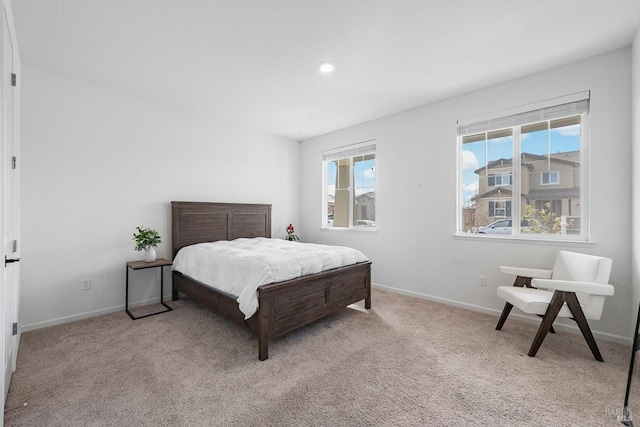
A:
[496, 251, 614, 361]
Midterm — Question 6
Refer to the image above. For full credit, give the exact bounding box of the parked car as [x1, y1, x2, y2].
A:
[477, 218, 529, 235]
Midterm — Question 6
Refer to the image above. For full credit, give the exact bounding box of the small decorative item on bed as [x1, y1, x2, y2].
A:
[285, 223, 300, 241]
[170, 201, 372, 361]
[133, 226, 162, 263]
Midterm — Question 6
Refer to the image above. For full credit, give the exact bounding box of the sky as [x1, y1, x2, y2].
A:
[461, 123, 581, 206]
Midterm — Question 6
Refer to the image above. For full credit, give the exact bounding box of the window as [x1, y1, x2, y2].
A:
[323, 142, 376, 229]
[489, 200, 511, 218]
[488, 173, 512, 187]
[458, 92, 589, 240]
[541, 171, 559, 185]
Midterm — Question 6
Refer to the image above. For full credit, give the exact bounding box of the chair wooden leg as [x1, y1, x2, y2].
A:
[536, 315, 556, 334]
[496, 302, 513, 330]
[565, 292, 604, 362]
[528, 291, 566, 357]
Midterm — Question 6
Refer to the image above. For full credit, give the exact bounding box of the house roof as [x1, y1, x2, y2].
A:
[472, 186, 579, 202]
[474, 158, 533, 174]
[474, 152, 579, 174]
[356, 191, 376, 200]
[550, 150, 580, 163]
[472, 187, 513, 201]
[527, 188, 580, 200]
[521, 152, 580, 167]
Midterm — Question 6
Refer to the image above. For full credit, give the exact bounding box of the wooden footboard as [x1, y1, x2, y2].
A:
[257, 261, 371, 360]
[172, 261, 371, 360]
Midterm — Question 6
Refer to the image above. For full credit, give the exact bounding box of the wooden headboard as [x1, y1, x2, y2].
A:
[171, 201, 272, 259]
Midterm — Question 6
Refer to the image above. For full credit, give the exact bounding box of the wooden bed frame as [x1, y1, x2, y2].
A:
[171, 201, 372, 360]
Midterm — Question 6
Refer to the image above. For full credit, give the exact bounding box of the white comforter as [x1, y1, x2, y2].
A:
[172, 237, 369, 319]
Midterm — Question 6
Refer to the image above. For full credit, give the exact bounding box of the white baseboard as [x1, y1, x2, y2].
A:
[22, 284, 632, 348]
[20, 295, 173, 333]
[372, 283, 631, 346]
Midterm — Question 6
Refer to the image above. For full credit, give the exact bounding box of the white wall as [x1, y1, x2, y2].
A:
[633, 28, 640, 334]
[20, 64, 300, 330]
[300, 48, 633, 342]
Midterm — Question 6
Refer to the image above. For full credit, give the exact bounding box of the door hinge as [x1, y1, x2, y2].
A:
[11, 156, 16, 169]
[11, 73, 16, 87]
[12, 322, 17, 336]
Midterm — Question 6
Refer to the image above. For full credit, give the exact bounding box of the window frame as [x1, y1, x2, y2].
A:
[540, 170, 560, 185]
[322, 141, 377, 231]
[488, 173, 512, 187]
[489, 200, 511, 218]
[456, 92, 590, 241]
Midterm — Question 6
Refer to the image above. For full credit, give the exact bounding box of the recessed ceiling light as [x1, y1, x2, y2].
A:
[318, 62, 334, 73]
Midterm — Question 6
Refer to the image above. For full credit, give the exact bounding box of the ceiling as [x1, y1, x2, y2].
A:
[10, 0, 640, 141]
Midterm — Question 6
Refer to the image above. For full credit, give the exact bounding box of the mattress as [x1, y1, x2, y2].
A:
[172, 237, 369, 319]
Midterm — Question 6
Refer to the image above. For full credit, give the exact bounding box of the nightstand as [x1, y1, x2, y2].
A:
[125, 258, 173, 320]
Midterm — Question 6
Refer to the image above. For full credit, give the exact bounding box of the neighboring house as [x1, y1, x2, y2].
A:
[355, 191, 375, 222]
[471, 151, 580, 230]
[327, 192, 375, 224]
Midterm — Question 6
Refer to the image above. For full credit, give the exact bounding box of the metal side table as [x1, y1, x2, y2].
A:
[125, 258, 173, 320]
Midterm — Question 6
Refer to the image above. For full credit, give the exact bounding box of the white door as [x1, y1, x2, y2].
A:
[1, 0, 20, 416]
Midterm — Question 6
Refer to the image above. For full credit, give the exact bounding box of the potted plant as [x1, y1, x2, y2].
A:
[133, 226, 162, 262]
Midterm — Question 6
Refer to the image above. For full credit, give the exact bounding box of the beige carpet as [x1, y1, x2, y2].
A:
[3, 289, 635, 426]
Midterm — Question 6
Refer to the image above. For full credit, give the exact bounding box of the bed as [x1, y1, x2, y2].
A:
[171, 201, 372, 360]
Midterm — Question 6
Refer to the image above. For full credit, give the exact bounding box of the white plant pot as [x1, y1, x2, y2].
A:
[144, 246, 157, 263]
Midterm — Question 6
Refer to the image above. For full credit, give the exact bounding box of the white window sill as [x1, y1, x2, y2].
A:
[321, 227, 378, 234]
[452, 233, 595, 247]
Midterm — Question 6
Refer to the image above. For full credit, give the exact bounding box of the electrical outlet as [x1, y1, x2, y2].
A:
[478, 275, 486, 286]
[82, 279, 91, 290]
